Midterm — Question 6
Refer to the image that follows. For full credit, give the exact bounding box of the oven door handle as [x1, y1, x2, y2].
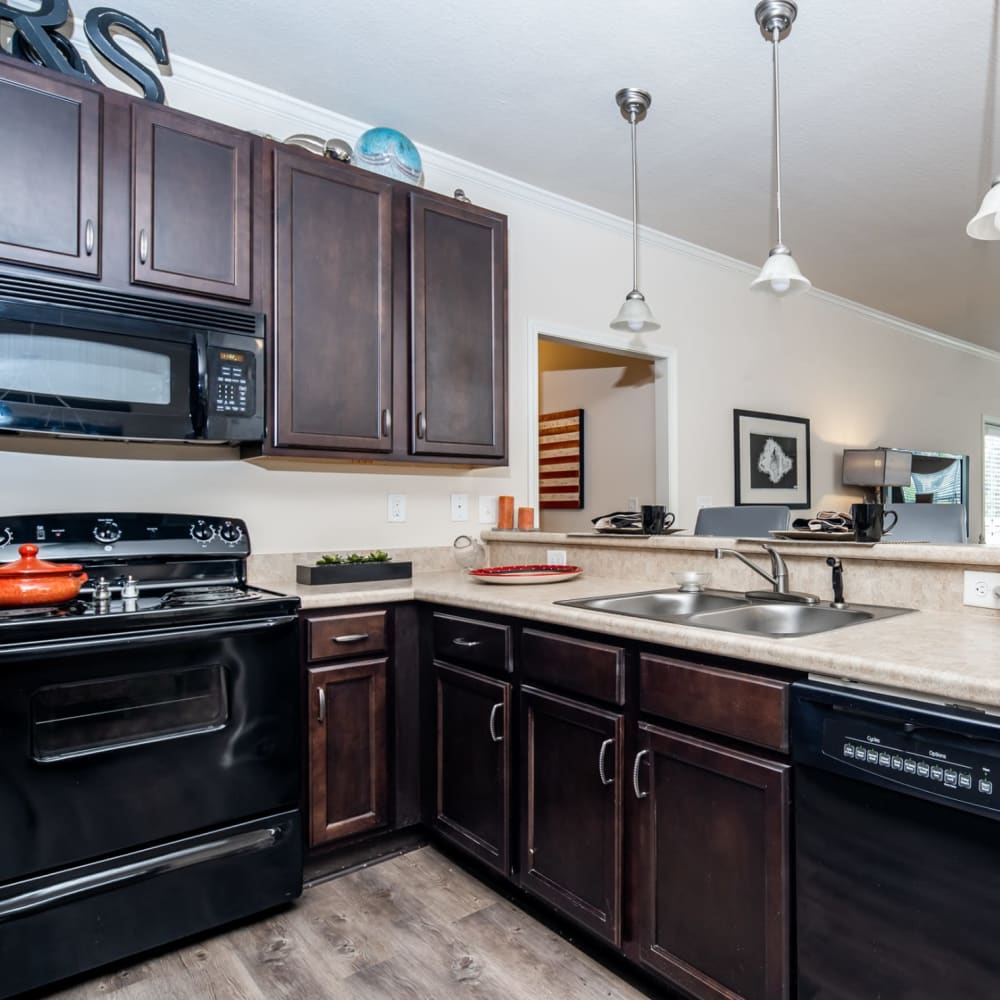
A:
[0, 615, 298, 662]
[0, 822, 290, 922]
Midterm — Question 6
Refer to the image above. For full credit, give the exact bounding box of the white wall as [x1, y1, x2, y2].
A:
[3, 42, 999, 551]
[538, 343, 656, 532]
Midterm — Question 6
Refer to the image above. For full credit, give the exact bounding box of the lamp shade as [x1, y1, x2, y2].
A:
[610, 292, 660, 333]
[842, 448, 913, 488]
[750, 245, 811, 295]
[967, 181, 1000, 240]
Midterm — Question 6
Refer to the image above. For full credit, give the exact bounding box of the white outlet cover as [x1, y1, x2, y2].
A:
[478, 495, 498, 524]
[963, 570, 1000, 609]
[626, 497, 640, 512]
[450, 493, 469, 521]
[696, 496, 714, 509]
[546, 549, 568, 565]
[386, 494, 406, 522]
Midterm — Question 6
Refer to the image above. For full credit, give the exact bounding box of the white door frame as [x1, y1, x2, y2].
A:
[526, 319, 679, 517]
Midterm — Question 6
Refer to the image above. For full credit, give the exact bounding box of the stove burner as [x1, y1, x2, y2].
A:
[0, 600, 87, 621]
[158, 586, 259, 609]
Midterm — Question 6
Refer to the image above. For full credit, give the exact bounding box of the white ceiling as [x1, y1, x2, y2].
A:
[123, 0, 1000, 350]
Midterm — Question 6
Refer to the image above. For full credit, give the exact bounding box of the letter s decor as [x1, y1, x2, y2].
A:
[0, 0, 94, 79]
[83, 7, 170, 104]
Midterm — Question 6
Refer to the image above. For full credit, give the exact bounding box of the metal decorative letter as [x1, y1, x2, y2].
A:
[0, 0, 93, 80]
[84, 7, 170, 104]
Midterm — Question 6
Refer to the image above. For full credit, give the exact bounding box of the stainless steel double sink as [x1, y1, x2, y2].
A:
[557, 588, 912, 638]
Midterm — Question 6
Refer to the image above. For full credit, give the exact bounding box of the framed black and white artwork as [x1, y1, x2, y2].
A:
[733, 409, 811, 509]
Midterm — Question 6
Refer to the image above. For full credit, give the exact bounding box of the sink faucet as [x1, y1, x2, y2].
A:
[715, 544, 820, 605]
[827, 557, 846, 608]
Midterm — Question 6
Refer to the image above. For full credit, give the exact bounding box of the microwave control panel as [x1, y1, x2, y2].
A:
[208, 347, 255, 416]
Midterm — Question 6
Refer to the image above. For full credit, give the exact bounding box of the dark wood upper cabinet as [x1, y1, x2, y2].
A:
[410, 192, 507, 460]
[132, 104, 254, 301]
[634, 723, 791, 1000]
[0, 62, 101, 277]
[519, 686, 624, 945]
[433, 662, 511, 875]
[307, 658, 388, 847]
[272, 148, 395, 452]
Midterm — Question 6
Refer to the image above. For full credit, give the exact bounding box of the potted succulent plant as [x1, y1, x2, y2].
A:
[296, 550, 412, 585]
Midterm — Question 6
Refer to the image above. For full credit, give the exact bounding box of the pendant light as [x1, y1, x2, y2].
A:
[611, 88, 660, 333]
[968, 178, 1000, 239]
[750, 1, 811, 295]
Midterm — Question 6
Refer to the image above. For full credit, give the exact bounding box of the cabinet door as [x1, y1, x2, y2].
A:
[434, 662, 511, 874]
[410, 193, 506, 460]
[273, 150, 394, 451]
[0, 63, 100, 277]
[520, 686, 624, 944]
[132, 104, 253, 300]
[633, 724, 790, 1000]
[307, 659, 388, 846]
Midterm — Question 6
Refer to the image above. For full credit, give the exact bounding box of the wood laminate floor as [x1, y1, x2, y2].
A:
[49, 847, 656, 999]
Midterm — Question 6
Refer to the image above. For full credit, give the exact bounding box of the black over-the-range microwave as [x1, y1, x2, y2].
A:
[0, 279, 265, 444]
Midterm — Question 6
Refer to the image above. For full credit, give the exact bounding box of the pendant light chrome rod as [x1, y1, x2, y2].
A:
[771, 23, 783, 248]
[630, 107, 640, 291]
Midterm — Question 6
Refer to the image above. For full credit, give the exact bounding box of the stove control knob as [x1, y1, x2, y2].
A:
[190, 520, 215, 543]
[219, 522, 243, 545]
[93, 520, 122, 544]
[0, 527, 13, 549]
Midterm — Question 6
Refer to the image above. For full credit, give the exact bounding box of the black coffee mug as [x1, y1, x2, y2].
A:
[851, 503, 898, 542]
[641, 505, 676, 534]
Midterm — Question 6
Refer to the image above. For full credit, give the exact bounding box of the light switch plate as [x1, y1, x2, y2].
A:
[963, 570, 1000, 609]
[450, 493, 469, 522]
[696, 496, 713, 509]
[626, 497, 640, 512]
[478, 495, 498, 524]
[546, 549, 568, 565]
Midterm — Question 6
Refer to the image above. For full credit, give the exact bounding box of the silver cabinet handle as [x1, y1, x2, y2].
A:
[138, 228, 149, 264]
[489, 702, 504, 743]
[416, 411, 427, 439]
[381, 408, 392, 437]
[84, 219, 95, 256]
[598, 738, 615, 786]
[632, 749, 650, 799]
[317, 687, 326, 723]
[452, 637, 481, 648]
[333, 633, 370, 644]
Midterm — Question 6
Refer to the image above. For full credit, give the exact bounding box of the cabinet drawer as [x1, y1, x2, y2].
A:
[307, 610, 387, 662]
[432, 612, 511, 674]
[640, 653, 789, 752]
[521, 629, 625, 705]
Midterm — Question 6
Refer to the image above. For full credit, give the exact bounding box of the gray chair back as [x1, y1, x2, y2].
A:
[693, 505, 791, 537]
[884, 503, 966, 543]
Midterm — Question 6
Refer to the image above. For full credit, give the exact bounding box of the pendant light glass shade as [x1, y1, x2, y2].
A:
[751, 1, 810, 296]
[967, 179, 1000, 240]
[611, 88, 659, 333]
[750, 243, 811, 294]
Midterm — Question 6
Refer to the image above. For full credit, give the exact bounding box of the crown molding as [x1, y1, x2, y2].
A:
[64, 23, 1000, 366]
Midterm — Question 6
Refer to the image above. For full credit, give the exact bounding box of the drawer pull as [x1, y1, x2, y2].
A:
[452, 637, 481, 648]
[333, 633, 370, 644]
[317, 687, 326, 724]
[84, 219, 95, 256]
[138, 228, 149, 264]
[488, 702, 504, 743]
[381, 408, 392, 437]
[416, 411, 427, 439]
[598, 738, 615, 786]
[632, 749, 650, 799]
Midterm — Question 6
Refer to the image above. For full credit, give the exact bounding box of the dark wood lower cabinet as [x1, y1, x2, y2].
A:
[433, 662, 511, 875]
[519, 686, 624, 944]
[633, 722, 791, 1000]
[307, 658, 388, 846]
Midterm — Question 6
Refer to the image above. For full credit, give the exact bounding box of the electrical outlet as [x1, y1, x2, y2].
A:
[478, 495, 498, 524]
[450, 493, 469, 522]
[546, 549, 568, 565]
[386, 494, 406, 523]
[627, 497, 640, 512]
[696, 495, 713, 509]
[963, 570, 1000, 609]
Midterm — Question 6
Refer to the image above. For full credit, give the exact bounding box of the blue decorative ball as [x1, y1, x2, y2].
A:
[355, 127, 424, 186]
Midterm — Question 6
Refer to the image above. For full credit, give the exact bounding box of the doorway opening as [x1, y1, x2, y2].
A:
[527, 322, 676, 533]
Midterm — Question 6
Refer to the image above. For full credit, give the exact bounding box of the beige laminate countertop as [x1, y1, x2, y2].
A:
[254, 570, 1000, 710]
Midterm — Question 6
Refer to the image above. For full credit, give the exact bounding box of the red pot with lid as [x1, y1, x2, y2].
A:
[0, 544, 88, 607]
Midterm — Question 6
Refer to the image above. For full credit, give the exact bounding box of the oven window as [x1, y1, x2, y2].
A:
[31, 665, 229, 761]
[0, 332, 172, 404]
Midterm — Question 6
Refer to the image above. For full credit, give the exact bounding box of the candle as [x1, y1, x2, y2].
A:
[517, 506, 535, 530]
[497, 495, 515, 530]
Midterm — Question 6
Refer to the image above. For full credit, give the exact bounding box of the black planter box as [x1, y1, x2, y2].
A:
[296, 561, 412, 586]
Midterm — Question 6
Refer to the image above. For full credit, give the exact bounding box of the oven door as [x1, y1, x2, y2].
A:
[0, 304, 199, 441]
[0, 613, 300, 882]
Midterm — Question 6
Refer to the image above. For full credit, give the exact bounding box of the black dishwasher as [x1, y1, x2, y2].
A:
[792, 680, 1000, 1000]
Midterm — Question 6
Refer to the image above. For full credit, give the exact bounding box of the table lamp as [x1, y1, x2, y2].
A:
[842, 448, 913, 503]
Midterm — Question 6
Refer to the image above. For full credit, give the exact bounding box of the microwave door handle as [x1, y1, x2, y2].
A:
[192, 333, 208, 437]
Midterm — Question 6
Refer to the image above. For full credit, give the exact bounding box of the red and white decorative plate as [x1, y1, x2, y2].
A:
[468, 564, 583, 585]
